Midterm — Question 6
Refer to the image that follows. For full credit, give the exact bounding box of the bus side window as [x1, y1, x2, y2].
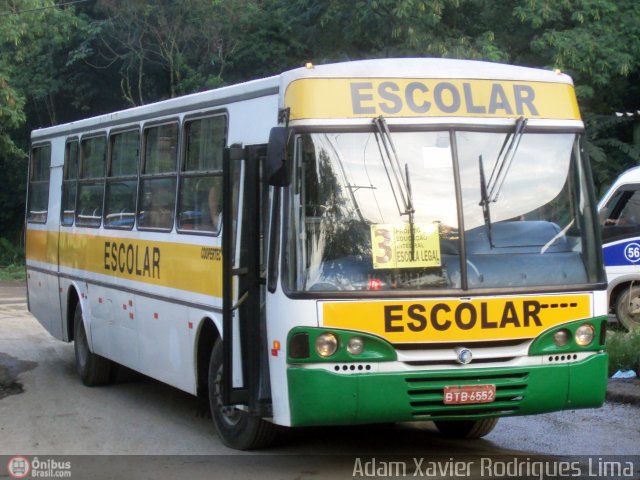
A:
[76, 135, 106, 228]
[61, 140, 78, 226]
[105, 129, 139, 229]
[602, 187, 640, 242]
[138, 122, 178, 230]
[177, 114, 226, 234]
[27, 143, 51, 223]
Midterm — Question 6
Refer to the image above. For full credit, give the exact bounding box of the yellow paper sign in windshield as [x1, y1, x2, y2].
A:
[370, 223, 441, 269]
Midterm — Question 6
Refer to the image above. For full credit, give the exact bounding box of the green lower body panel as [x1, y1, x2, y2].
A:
[288, 353, 608, 427]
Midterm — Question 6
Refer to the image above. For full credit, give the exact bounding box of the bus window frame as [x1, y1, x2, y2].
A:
[176, 110, 228, 237]
[76, 133, 107, 228]
[137, 119, 180, 232]
[26, 142, 52, 224]
[104, 126, 141, 231]
[61, 137, 79, 226]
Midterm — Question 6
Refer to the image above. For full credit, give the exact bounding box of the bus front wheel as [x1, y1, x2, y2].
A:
[208, 340, 277, 450]
[616, 286, 640, 330]
[434, 418, 498, 439]
[73, 304, 112, 386]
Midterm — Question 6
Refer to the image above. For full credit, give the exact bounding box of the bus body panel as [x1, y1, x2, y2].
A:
[286, 353, 608, 426]
[26, 136, 66, 338]
[26, 87, 279, 397]
[265, 282, 319, 425]
[26, 227, 62, 338]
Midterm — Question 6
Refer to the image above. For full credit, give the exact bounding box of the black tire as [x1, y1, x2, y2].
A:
[615, 286, 640, 330]
[208, 340, 277, 450]
[73, 303, 112, 386]
[434, 417, 499, 439]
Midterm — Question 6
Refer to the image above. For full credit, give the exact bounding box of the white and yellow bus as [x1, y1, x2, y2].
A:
[26, 58, 608, 449]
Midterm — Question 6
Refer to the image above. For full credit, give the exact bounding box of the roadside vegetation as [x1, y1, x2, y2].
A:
[606, 326, 640, 376]
[0, 264, 25, 282]
[0, 237, 25, 282]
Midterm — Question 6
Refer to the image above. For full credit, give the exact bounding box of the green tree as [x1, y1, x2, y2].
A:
[83, 0, 257, 105]
[1, 0, 94, 126]
[512, 0, 640, 189]
[0, 0, 92, 242]
[0, 69, 27, 244]
[267, 0, 510, 61]
[0, 3, 28, 244]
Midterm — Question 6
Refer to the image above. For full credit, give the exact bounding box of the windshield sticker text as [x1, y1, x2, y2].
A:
[371, 223, 441, 269]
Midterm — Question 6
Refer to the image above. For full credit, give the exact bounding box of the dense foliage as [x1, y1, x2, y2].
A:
[1, 0, 639, 245]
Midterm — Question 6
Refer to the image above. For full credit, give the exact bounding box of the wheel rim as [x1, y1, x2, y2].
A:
[619, 290, 640, 329]
[628, 295, 640, 316]
[214, 365, 242, 426]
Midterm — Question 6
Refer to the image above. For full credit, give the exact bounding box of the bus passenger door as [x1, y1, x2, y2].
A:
[221, 144, 271, 416]
[27, 148, 64, 339]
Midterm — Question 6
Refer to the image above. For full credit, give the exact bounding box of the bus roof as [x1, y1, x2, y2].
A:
[31, 75, 280, 141]
[280, 58, 573, 86]
[31, 58, 574, 141]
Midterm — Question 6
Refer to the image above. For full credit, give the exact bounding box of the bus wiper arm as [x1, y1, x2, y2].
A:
[373, 116, 417, 259]
[478, 154, 494, 248]
[486, 116, 527, 203]
[373, 116, 414, 217]
[405, 162, 416, 260]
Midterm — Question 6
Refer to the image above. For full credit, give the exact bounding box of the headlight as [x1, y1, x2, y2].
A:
[553, 329, 570, 347]
[347, 336, 364, 355]
[315, 332, 338, 357]
[575, 324, 595, 346]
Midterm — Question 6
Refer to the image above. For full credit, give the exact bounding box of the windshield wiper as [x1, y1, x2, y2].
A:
[486, 116, 527, 203]
[478, 154, 494, 248]
[373, 116, 414, 217]
[478, 116, 528, 248]
[373, 115, 416, 259]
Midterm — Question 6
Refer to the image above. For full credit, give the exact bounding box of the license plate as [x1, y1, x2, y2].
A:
[443, 384, 496, 405]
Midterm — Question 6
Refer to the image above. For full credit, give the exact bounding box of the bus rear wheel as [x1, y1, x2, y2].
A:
[616, 286, 640, 330]
[208, 340, 277, 450]
[434, 418, 498, 438]
[73, 304, 112, 386]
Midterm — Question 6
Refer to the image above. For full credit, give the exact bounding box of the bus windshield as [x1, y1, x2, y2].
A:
[285, 129, 602, 293]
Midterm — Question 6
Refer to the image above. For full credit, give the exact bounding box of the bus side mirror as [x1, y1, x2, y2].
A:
[265, 127, 290, 186]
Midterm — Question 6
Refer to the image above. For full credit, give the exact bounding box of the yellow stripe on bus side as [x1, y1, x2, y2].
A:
[322, 295, 591, 343]
[285, 78, 581, 121]
[26, 229, 222, 297]
[25, 229, 51, 264]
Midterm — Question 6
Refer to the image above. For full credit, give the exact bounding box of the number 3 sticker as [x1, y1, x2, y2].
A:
[373, 227, 393, 265]
[624, 242, 640, 263]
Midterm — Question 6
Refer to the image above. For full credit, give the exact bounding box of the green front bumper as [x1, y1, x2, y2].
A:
[287, 353, 608, 427]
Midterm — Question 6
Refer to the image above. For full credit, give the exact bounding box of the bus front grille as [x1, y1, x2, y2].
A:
[404, 372, 529, 418]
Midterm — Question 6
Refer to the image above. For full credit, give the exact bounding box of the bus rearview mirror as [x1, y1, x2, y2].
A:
[266, 127, 290, 186]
